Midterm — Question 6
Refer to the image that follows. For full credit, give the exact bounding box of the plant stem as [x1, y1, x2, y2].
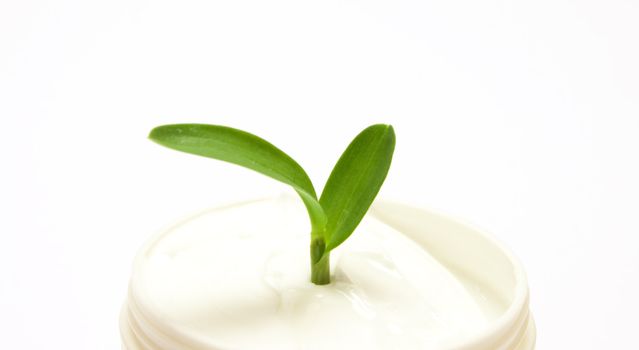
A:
[310, 237, 331, 285]
[311, 253, 330, 285]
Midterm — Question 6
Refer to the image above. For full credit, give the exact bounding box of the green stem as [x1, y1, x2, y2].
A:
[310, 237, 331, 285]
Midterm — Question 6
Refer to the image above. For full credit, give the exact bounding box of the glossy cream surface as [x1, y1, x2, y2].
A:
[132, 196, 499, 349]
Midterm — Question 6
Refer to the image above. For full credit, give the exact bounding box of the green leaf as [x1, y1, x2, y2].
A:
[320, 124, 395, 251]
[149, 124, 326, 233]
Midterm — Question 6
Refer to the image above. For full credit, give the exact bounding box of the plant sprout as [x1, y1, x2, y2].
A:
[149, 123, 395, 285]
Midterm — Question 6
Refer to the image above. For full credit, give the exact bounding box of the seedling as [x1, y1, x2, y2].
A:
[149, 123, 395, 285]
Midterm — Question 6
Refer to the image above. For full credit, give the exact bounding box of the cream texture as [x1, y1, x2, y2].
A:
[126, 196, 511, 350]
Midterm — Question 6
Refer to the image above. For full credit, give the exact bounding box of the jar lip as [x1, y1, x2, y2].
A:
[123, 195, 535, 350]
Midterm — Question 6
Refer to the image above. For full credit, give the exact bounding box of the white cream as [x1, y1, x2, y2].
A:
[124, 196, 532, 350]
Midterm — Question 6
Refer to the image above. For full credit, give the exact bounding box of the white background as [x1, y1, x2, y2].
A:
[1, 0, 638, 348]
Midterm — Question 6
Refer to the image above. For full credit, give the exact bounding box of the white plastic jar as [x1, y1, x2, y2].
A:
[121, 196, 535, 349]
